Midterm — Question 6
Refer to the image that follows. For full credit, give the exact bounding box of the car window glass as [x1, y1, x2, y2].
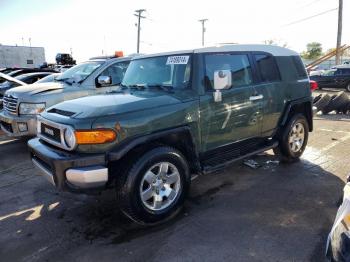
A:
[122, 55, 192, 89]
[204, 53, 252, 90]
[100, 61, 129, 85]
[322, 70, 336, 76]
[338, 69, 350, 75]
[254, 54, 281, 82]
[291, 56, 307, 79]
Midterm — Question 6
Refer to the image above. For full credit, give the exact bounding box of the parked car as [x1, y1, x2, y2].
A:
[55, 53, 76, 65]
[0, 72, 54, 96]
[0, 68, 57, 84]
[310, 65, 350, 92]
[0, 72, 27, 109]
[28, 45, 314, 224]
[0, 56, 131, 137]
[326, 176, 350, 261]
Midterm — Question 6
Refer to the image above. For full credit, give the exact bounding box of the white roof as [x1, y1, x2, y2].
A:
[135, 44, 298, 59]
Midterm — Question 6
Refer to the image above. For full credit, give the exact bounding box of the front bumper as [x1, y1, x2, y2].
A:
[28, 138, 108, 193]
[0, 111, 37, 137]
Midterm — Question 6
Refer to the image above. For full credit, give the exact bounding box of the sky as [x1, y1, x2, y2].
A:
[0, 0, 348, 63]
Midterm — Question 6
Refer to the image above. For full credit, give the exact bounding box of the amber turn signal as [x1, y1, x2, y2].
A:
[75, 130, 117, 144]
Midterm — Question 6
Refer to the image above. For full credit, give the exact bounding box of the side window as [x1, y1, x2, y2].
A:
[338, 69, 350, 75]
[254, 54, 281, 82]
[100, 61, 130, 85]
[204, 53, 253, 90]
[291, 56, 308, 79]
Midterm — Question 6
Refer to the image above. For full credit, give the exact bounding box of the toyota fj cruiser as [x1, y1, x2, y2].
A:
[29, 45, 313, 224]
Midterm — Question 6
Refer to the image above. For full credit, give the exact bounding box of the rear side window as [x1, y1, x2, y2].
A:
[254, 54, 281, 82]
[291, 56, 308, 78]
[204, 53, 253, 90]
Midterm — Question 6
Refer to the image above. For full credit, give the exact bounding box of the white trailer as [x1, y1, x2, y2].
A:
[0, 45, 46, 68]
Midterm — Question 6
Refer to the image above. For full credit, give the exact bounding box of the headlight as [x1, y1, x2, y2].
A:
[19, 103, 46, 115]
[64, 127, 76, 149]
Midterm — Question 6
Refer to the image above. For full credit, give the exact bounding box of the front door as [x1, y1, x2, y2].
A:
[199, 52, 262, 153]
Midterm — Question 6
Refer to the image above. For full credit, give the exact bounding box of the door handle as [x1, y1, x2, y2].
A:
[249, 94, 263, 101]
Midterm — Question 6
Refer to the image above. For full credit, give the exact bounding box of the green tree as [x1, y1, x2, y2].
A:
[301, 42, 323, 59]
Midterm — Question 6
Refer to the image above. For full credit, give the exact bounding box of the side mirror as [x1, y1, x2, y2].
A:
[97, 75, 111, 87]
[213, 70, 231, 102]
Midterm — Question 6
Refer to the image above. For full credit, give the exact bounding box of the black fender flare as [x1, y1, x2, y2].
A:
[107, 126, 201, 172]
[280, 97, 313, 132]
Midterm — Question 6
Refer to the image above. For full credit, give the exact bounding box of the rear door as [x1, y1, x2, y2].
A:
[199, 52, 262, 152]
[251, 53, 284, 136]
[335, 68, 350, 88]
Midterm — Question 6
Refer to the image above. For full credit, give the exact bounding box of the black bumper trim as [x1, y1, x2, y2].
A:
[28, 138, 107, 193]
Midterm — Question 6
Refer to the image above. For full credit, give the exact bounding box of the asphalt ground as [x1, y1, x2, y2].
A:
[0, 111, 349, 261]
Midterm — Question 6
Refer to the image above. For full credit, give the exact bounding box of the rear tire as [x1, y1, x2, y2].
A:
[116, 146, 190, 225]
[274, 114, 309, 163]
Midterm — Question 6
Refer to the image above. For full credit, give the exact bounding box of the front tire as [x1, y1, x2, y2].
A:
[116, 146, 190, 225]
[274, 114, 309, 163]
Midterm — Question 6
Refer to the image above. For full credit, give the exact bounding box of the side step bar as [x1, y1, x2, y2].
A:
[202, 141, 278, 174]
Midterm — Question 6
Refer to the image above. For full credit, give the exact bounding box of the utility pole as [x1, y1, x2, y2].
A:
[134, 9, 146, 53]
[336, 0, 343, 65]
[198, 19, 208, 46]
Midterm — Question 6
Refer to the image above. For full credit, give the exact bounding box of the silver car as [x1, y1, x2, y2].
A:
[0, 56, 130, 137]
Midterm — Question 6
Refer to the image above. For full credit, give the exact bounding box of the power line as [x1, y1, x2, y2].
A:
[283, 7, 337, 27]
[294, 0, 323, 11]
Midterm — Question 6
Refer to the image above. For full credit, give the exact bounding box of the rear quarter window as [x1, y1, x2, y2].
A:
[253, 54, 281, 82]
[291, 56, 308, 79]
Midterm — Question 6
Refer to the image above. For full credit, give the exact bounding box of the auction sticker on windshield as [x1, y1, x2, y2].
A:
[166, 56, 189, 65]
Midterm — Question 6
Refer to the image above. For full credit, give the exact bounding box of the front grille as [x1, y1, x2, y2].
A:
[40, 123, 61, 143]
[37, 117, 75, 151]
[3, 95, 18, 114]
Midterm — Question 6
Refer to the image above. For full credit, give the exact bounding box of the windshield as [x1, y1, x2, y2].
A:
[122, 54, 192, 89]
[56, 61, 103, 83]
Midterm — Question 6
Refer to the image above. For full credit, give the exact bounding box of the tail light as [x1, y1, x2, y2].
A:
[310, 80, 318, 92]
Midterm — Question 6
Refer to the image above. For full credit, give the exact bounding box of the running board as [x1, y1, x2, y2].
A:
[202, 141, 278, 174]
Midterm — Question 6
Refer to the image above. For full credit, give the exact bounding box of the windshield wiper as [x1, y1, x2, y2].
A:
[146, 84, 174, 93]
[128, 84, 146, 90]
[56, 77, 72, 85]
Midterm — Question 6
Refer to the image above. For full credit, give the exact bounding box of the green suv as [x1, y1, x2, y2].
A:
[28, 45, 313, 224]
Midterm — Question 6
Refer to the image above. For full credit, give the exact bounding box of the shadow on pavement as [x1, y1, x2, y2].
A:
[0, 152, 345, 262]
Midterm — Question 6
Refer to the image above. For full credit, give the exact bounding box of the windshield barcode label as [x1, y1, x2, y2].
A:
[166, 56, 189, 65]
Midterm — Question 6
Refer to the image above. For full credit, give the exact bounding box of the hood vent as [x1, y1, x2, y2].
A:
[48, 108, 75, 117]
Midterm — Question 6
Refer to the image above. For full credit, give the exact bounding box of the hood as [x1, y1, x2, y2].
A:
[45, 92, 183, 119]
[6, 82, 65, 96]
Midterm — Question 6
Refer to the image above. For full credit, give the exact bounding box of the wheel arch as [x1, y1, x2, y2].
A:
[280, 98, 313, 132]
[108, 126, 201, 176]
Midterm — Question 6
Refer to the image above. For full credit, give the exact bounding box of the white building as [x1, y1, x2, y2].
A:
[0, 45, 46, 68]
